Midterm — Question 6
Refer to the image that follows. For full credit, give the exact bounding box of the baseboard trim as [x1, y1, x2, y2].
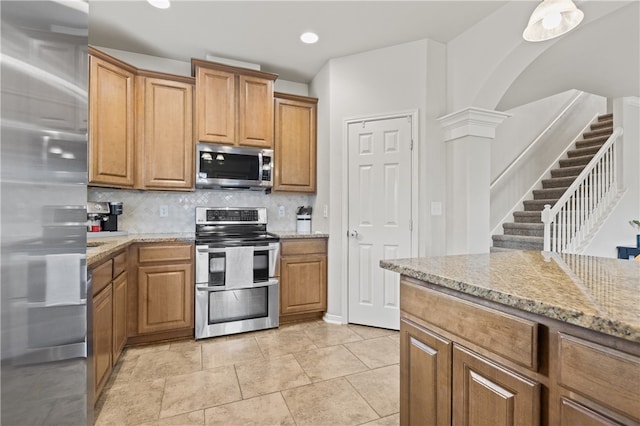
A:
[322, 313, 344, 324]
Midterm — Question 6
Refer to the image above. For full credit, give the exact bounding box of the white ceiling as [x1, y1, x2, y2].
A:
[88, 0, 508, 83]
[89, 1, 639, 109]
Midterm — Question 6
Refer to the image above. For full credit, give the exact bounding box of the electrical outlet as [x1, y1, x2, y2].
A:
[278, 205, 285, 218]
[159, 205, 169, 217]
[323, 205, 329, 218]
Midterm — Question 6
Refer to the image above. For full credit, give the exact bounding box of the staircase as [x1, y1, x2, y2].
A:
[492, 113, 614, 251]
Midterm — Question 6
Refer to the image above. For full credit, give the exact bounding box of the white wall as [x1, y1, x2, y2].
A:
[309, 39, 446, 324]
[94, 46, 308, 95]
[583, 97, 640, 258]
[490, 91, 607, 233]
[446, 1, 631, 112]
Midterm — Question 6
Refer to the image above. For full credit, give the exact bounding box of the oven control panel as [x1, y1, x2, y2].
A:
[196, 207, 267, 224]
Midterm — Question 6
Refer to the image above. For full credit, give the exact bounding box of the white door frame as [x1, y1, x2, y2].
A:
[341, 110, 420, 325]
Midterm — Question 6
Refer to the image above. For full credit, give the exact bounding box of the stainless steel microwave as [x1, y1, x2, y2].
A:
[196, 143, 273, 191]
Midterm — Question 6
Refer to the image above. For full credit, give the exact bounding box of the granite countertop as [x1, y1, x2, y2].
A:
[270, 231, 329, 239]
[380, 251, 640, 343]
[87, 233, 194, 267]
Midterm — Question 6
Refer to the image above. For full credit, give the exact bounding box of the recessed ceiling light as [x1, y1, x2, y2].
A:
[147, 0, 170, 9]
[300, 32, 319, 44]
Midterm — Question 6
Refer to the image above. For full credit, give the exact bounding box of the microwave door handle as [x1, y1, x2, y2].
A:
[258, 152, 263, 182]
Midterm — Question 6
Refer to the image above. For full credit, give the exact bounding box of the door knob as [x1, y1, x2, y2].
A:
[349, 230, 359, 238]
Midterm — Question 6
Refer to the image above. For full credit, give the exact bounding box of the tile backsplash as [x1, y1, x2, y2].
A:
[89, 188, 314, 234]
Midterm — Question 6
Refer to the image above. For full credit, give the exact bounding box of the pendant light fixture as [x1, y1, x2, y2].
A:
[147, 0, 170, 9]
[523, 0, 584, 42]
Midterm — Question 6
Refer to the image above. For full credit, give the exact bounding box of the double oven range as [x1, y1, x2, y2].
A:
[195, 207, 280, 339]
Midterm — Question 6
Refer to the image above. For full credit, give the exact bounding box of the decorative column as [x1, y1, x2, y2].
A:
[438, 107, 511, 255]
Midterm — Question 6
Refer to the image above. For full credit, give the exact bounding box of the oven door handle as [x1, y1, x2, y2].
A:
[196, 245, 279, 254]
[196, 279, 279, 292]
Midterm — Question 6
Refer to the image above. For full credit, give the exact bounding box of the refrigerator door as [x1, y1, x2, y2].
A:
[1, 1, 90, 424]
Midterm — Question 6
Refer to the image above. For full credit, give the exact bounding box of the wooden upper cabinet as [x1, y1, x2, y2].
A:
[89, 49, 135, 187]
[238, 75, 274, 148]
[192, 59, 277, 148]
[274, 93, 318, 193]
[196, 66, 236, 144]
[136, 73, 194, 190]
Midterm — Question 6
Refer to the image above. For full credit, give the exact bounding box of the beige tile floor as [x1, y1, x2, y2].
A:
[95, 321, 400, 426]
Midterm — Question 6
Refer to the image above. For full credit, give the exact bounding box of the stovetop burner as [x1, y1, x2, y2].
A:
[195, 207, 279, 246]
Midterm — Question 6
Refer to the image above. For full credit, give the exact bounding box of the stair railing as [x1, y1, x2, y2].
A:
[542, 127, 623, 252]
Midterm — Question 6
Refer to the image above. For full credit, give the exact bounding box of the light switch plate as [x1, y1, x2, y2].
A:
[431, 201, 442, 216]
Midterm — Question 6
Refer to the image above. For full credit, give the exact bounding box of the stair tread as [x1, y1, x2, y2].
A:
[567, 145, 601, 158]
[583, 126, 613, 138]
[551, 165, 585, 177]
[542, 177, 576, 188]
[503, 222, 544, 229]
[591, 120, 613, 129]
[493, 234, 543, 241]
[576, 135, 609, 148]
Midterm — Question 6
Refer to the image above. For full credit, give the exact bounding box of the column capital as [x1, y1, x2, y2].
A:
[438, 107, 511, 142]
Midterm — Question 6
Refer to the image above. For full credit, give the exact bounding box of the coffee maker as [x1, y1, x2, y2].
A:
[87, 201, 123, 232]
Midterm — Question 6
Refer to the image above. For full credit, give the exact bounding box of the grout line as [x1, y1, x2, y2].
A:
[232, 364, 245, 400]
[279, 390, 299, 426]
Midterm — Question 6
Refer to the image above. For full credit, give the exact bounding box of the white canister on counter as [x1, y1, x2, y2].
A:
[296, 206, 312, 234]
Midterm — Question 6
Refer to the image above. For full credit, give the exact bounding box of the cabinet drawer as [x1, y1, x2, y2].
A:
[281, 238, 326, 256]
[401, 278, 538, 370]
[92, 259, 113, 296]
[113, 251, 127, 278]
[559, 334, 640, 422]
[138, 244, 192, 263]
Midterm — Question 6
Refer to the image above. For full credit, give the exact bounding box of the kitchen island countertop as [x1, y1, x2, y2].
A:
[87, 233, 194, 267]
[380, 250, 640, 343]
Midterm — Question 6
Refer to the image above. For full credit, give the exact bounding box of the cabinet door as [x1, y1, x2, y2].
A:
[280, 254, 326, 315]
[559, 394, 622, 426]
[238, 75, 274, 148]
[138, 77, 194, 190]
[196, 67, 235, 144]
[89, 55, 135, 187]
[274, 95, 317, 192]
[137, 263, 193, 334]
[453, 345, 540, 426]
[400, 319, 452, 426]
[112, 272, 127, 363]
[93, 285, 113, 401]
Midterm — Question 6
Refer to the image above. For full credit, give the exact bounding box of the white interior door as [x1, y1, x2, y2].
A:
[347, 115, 413, 330]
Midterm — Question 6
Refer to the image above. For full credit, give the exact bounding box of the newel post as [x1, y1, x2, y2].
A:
[542, 204, 551, 252]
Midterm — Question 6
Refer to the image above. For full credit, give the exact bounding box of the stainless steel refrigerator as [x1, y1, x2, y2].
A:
[1, 1, 91, 424]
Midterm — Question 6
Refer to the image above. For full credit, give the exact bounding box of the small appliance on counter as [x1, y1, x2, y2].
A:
[87, 201, 124, 233]
[296, 206, 312, 234]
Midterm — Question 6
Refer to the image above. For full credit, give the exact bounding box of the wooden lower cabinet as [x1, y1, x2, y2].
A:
[400, 319, 451, 426]
[137, 262, 193, 334]
[91, 250, 127, 402]
[279, 238, 327, 322]
[400, 276, 640, 426]
[128, 243, 194, 343]
[112, 272, 128, 361]
[452, 345, 540, 426]
[92, 284, 113, 402]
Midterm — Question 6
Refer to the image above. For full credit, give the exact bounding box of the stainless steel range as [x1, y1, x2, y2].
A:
[194, 207, 280, 339]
